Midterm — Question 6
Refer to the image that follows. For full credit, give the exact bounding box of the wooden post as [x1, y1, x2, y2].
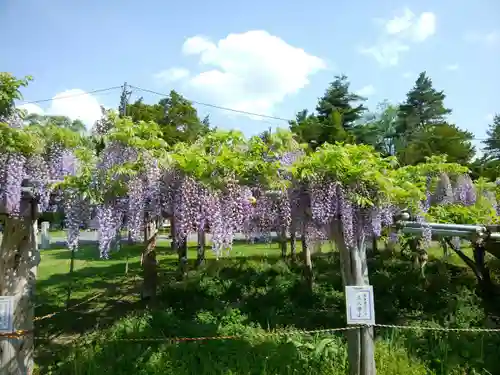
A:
[332, 221, 376, 375]
[40, 221, 50, 249]
[66, 244, 76, 309]
[301, 229, 313, 290]
[195, 226, 206, 268]
[0, 190, 39, 375]
[140, 232, 158, 300]
[279, 227, 287, 258]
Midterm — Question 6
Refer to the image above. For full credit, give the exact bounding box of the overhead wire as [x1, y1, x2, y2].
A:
[18, 84, 497, 143]
[128, 85, 496, 143]
[19, 86, 123, 105]
[129, 85, 292, 123]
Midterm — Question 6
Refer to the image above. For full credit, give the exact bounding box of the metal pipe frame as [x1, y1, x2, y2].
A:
[397, 221, 486, 233]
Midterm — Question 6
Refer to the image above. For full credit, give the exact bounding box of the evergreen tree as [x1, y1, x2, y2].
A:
[394, 72, 476, 165]
[24, 114, 86, 133]
[397, 123, 475, 165]
[289, 109, 353, 150]
[396, 72, 451, 138]
[290, 75, 364, 148]
[483, 114, 500, 160]
[352, 101, 398, 156]
[126, 90, 211, 144]
[316, 74, 367, 130]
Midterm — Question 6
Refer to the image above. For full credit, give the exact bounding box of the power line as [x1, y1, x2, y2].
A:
[20, 86, 123, 105]
[18, 84, 496, 143]
[129, 85, 498, 142]
[129, 85, 292, 123]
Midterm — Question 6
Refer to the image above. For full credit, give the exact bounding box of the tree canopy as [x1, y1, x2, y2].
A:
[126, 90, 211, 145]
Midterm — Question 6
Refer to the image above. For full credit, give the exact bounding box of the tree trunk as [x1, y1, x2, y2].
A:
[313, 240, 322, 254]
[447, 239, 499, 296]
[170, 217, 177, 252]
[143, 213, 151, 245]
[279, 227, 287, 259]
[0, 216, 38, 375]
[301, 232, 313, 290]
[143, 225, 150, 245]
[178, 237, 188, 278]
[140, 234, 158, 301]
[290, 223, 297, 262]
[290, 232, 297, 262]
[332, 222, 376, 375]
[371, 237, 378, 255]
[65, 245, 76, 308]
[195, 227, 206, 268]
[441, 239, 449, 258]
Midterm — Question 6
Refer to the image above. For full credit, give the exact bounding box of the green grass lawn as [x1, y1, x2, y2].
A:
[35, 238, 471, 324]
[34, 239, 499, 375]
[35, 239, 299, 334]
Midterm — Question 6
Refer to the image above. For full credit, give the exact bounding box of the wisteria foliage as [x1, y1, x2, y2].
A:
[4, 110, 500, 263]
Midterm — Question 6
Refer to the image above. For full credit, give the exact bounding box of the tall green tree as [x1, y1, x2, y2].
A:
[353, 100, 398, 156]
[289, 75, 363, 149]
[289, 109, 353, 150]
[315, 74, 367, 131]
[289, 110, 321, 149]
[127, 90, 211, 144]
[397, 123, 475, 165]
[469, 156, 500, 181]
[24, 114, 87, 133]
[0, 73, 32, 117]
[483, 114, 500, 160]
[396, 72, 452, 138]
[394, 72, 475, 165]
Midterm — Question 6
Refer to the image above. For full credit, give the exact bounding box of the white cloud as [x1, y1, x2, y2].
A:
[464, 30, 500, 46]
[18, 89, 103, 128]
[445, 63, 459, 71]
[182, 36, 216, 55]
[402, 71, 413, 78]
[17, 103, 44, 115]
[157, 30, 326, 116]
[361, 8, 436, 66]
[384, 8, 436, 42]
[154, 67, 190, 83]
[411, 12, 436, 42]
[356, 85, 376, 97]
[385, 8, 414, 35]
[360, 40, 410, 67]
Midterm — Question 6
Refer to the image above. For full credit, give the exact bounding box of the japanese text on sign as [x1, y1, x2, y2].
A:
[0, 296, 14, 333]
[345, 285, 375, 325]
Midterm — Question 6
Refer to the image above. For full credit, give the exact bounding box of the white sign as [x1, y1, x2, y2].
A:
[345, 285, 375, 325]
[0, 296, 14, 333]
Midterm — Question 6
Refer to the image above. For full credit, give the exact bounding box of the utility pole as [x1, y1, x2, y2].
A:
[118, 82, 132, 117]
[117, 82, 133, 256]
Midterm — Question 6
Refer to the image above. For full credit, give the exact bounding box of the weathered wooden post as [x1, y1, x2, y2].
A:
[40, 221, 50, 249]
[0, 180, 40, 375]
[332, 221, 376, 375]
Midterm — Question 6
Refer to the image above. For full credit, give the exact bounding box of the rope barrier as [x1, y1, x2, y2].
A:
[5, 275, 500, 342]
[0, 330, 34, 339]
[24, 323, 500, 343]
[374, 323, 500, 332]
[0, 292, 105, 339]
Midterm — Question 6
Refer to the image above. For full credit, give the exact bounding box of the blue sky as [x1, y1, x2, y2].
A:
[1, 0, 499, 153]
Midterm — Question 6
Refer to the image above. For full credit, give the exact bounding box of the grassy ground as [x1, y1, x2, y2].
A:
[34, 239, 500, 374]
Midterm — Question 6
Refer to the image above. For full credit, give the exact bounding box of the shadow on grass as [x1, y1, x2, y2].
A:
[36, 262, 144, 336]
[35, 247, 500, 374]
[45, 242, 176, 261]
[42, 308, 351, 375]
